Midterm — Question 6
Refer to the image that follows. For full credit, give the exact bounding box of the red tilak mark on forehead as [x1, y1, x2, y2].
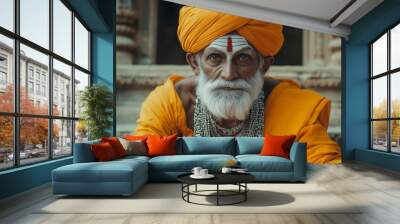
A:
[227, 36, 232, 53]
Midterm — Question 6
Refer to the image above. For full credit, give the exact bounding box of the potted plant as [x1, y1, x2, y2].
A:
[79, 84, 113, 140]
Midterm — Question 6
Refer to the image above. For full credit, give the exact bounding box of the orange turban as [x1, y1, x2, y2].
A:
[177, 6, 284, 56]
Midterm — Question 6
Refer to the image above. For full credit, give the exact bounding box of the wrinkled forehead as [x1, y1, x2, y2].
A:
[207, 34, 253, 53]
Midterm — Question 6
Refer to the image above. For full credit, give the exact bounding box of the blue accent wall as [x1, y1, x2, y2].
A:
[0, 158, 72, 199]
[0, 0, 116, 200]
[92, 31, 116, 135]
[343, 0, 400, 170]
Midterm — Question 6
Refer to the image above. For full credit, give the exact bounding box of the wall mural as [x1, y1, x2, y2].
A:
[115, 0, 342, 164]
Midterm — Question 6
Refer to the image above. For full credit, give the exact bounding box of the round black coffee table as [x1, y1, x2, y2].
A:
[177, 173, 255, 206]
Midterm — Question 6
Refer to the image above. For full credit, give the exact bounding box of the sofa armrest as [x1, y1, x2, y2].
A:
[73, 140, 100, 163]
[289, 142, 307, 181]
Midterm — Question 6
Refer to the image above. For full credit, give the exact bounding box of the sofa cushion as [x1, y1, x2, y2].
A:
[52, 158, 147, 183]
[115, 155, 150, 162]
[236, 155, 293, 172]
[73, 139, 100, 163]
[236, 137, 263, 155]
[180, 137, 235, 155]
[149, 154, 235, 172]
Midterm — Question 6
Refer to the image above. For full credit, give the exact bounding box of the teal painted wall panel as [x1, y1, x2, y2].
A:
[91, 32, 115, 136]
[0, 158, 72, 199]
[342, 43, 370, 159]
[91, 0, 116, 135]
[355, 149, 400, 172]
[343, 0, 400, 171]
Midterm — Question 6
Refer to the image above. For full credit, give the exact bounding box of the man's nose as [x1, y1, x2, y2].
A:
[220, 61, 239, 81]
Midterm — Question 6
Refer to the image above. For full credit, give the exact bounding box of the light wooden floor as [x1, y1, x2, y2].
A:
[1, 162, 400, 224]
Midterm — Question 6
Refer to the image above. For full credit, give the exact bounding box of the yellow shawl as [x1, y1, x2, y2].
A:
[135, 75, 342, 164]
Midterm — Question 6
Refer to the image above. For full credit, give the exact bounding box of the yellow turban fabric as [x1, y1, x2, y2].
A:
[177, 6, 284, 56]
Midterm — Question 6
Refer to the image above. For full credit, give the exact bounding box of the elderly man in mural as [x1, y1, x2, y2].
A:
[134, 6, 341, 164]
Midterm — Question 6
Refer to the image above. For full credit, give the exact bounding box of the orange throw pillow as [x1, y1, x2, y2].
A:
[146, 134, 178, 157]
[91, 142, 117, 161]
[260, 134, 296, 159]
[101, 137, 127, 158]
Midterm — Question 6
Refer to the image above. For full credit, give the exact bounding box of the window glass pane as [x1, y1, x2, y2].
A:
[391, 120, 400, 153]
[20, 44, 49, 115]
[391, 24, 400, 70]
[20, 0, 49, 49]
[372, 33, 387, 76]
[74, 17, 89, 70]
[53, 119, 72, 158]
[53, 0, 72, 60]
[391, 72, 400, 118]
[20, 117, 49, 165]
[74, 69, 89, 118]
[0, 35, 14, 112]
[0, 116, 13, 170]
[372, 77, 387, 119]
[75, 120, 88, 143]
[53, 59, 72, 117]
[372, 121, 388, 151]
[0, 0, 14, 31]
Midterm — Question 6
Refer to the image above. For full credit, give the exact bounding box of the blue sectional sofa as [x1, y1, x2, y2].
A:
[52, 137, 307, 196]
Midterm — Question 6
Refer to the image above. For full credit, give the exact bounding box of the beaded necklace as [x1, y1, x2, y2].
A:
[193, 91, 265, 137]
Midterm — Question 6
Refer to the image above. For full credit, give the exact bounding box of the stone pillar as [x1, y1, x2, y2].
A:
[116, 0, 138, 64]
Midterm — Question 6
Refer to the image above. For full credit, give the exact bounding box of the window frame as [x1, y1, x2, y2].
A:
[370, 20, 400, 154]
[0, 0, 92, 171]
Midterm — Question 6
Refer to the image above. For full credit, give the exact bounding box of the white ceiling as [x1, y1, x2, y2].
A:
[163, 0, 384, 38]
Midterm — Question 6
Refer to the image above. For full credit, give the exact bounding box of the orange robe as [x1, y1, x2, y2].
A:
[135, 75, 342, 164]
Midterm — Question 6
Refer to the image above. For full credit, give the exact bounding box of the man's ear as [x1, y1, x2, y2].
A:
[260, 56, 275, 74]
[186, 53, 200, 75]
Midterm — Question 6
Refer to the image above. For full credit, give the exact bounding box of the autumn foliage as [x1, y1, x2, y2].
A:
[0, 84, 59, 151]
[372, 99, 400, 142]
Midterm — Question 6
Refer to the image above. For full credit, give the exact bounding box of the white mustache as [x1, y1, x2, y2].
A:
[206, 78, 252, 92]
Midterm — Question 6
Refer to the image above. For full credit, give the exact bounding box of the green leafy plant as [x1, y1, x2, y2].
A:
[79, 84, 113, 140]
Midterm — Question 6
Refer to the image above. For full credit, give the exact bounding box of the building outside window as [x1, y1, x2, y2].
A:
[370, 22, 400, 154]
[28, 81, 34, 94]
[0, 54, 7, 89]
[41, 85, 46, 97]
[28, 67, 34, 80]
[0, 71, 7, 85]
[0, 55, 7, 67]
[35, 70, 40, 81]
[41, 73, 46, 83]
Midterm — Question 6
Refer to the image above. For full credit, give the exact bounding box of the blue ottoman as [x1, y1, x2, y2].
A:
[52, 156, 148, 196]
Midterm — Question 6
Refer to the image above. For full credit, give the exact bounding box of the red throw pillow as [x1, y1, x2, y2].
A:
[123, 135, 148, 144]
[260, 134, 296, 159]
[101, 137, 127, 158]
[91, 142, 117, 162]
[146, 134, 178, 157]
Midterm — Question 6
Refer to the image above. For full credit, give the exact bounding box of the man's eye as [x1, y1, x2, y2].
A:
[207, 54, 221, 61]
[238, 53, 251, 61]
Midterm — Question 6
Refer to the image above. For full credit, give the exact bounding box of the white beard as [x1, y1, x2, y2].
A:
[196, 69, 264, 121]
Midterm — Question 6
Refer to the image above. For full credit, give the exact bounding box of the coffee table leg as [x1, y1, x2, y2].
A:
[245, 183, 247, 201]
[187, 184, 190, 202]
[217, 184, 219, 206]
[195, 184, 197, 192]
